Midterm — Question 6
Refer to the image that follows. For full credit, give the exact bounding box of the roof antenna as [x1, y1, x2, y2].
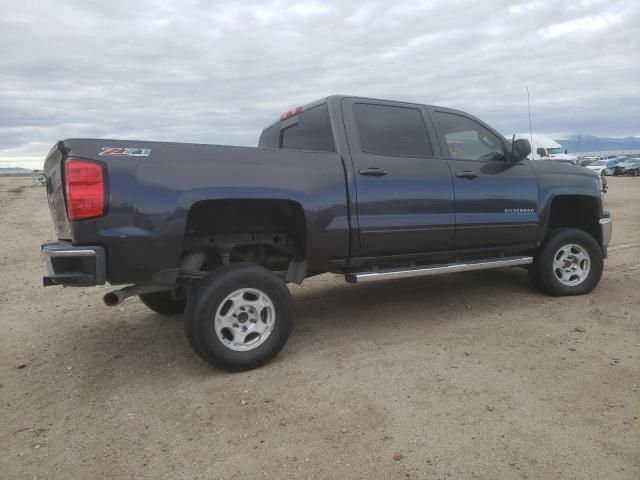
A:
[526, 86, 534, 159]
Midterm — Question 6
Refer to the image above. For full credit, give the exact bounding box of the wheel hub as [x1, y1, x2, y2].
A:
[236, 308, 254, 324]
[214, 288, 275, 352]
[553, 243, 591, 287]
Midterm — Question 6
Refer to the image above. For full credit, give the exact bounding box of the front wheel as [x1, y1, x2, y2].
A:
[184, 263, 293, 371]
[529, 228, 603, 296]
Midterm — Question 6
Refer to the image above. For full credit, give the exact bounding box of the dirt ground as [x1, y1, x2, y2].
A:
[1, 175, 638, 480]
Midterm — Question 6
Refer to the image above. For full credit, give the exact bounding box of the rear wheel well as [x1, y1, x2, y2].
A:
[182, 199, 306, 272]
[546, 195, 600, 244]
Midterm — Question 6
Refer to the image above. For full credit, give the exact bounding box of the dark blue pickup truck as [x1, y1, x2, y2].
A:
[41, 95, 611, 371]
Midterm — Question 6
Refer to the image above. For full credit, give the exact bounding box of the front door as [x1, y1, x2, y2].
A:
[342, 98, 455, 256]
[429, 108, 539, 250]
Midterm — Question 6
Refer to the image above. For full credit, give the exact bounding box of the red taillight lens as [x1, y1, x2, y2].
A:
[64, 159, 106, 221]
[280, 105, 302, 121]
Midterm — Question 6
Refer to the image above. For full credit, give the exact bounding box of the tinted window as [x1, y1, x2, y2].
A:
[353, 103, 433, 157]
[433, 112, 506, 161]
[259, 124, 280, 148]
[280, 104, 335, 152]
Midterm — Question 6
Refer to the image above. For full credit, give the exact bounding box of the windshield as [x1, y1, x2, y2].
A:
[591, 160, 606, 166]
[547, 147, 563, 154]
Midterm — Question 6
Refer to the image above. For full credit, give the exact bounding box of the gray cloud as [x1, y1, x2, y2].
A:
[1, 0, 638, 168]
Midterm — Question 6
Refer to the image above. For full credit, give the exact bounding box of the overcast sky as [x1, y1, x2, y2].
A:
[1, 0, 639, 168]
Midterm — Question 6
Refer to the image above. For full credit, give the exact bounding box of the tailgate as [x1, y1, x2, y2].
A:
[43, 143, 71, 240]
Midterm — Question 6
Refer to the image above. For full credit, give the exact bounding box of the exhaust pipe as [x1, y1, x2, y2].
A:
[103, 284, 169, 307]
[104, 251, 208, 307]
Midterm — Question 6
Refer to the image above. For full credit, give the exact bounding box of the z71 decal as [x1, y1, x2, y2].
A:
[99, 147, 151, 157]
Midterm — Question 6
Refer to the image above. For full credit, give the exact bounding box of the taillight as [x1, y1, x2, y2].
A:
[64, 159, 106, 221]
[280, 105, 302, 121]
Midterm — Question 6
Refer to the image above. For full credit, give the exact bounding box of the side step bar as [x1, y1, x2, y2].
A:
[345, 256, 533, 284]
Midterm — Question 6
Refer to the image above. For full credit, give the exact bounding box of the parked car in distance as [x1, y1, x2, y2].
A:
[554, 159, 578, 166]
[612, 158, 640, 176]
[578, 156, 604, 167]
[586, 158, 622, 176]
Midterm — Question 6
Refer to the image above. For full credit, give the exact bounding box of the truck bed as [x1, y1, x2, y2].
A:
[44, 139, 350, 284]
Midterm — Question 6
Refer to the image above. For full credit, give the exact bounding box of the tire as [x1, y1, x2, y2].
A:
[632, 169, 639, 177]
[184, 263, 293, 372]
[139, 290, 186, 315]
[530, 228, 603, 296]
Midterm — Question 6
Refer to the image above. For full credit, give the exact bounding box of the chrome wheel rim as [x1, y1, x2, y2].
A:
[553, 243, 591, 287]
[214, 288, 275, 352]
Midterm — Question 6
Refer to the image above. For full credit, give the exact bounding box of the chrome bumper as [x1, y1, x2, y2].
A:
[41, 241, 106, 286]
[600, 214, 612, 256]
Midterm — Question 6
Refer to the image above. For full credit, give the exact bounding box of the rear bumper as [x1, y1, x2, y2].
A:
[600, 213, 612, 257]
[41, 241, 106, 286]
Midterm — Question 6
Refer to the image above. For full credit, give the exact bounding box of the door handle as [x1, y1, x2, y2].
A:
[455, 170, 477, 179]
[359, 167, 387, 177]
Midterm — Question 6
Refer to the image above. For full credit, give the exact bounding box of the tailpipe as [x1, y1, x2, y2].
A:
[103, 284, 169, 307]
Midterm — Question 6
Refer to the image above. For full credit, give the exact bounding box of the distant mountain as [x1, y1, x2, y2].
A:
[0, 167, 34, 175]
[556, 135, 640, 153]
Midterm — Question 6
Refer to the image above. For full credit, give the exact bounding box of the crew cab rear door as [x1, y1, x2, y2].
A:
[428, 108, 539, 249]
[341, 98, 455, 255]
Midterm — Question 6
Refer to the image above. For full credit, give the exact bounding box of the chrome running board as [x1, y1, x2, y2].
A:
[345, 256, 533, 284]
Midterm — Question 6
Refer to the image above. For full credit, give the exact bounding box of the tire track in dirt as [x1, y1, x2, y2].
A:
[607, 243, 640, 253]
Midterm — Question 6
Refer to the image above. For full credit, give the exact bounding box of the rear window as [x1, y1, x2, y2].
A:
[259, 124, 280, 149]
[353, 103, 433, 157]
[259, 103, 335, 152]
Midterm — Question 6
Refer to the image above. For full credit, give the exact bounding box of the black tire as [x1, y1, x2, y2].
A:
[139, 290, 186, 315]
[530, 228, 603, 296]
[184, 263, 292, 372]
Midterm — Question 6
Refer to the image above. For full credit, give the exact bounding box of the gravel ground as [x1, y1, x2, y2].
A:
[1, 175, 638, 480]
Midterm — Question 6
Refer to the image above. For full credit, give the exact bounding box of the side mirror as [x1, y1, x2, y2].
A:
[513, 139, 531, 162]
